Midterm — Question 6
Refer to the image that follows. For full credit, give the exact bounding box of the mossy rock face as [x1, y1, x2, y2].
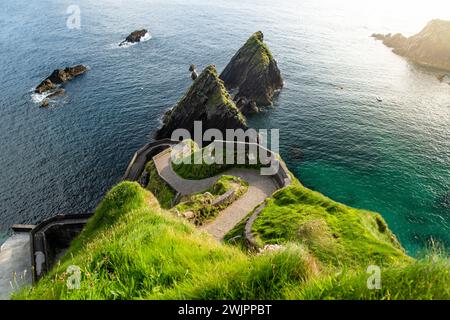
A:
[156, 65, 247, 139]
[220, 31, 283, 111]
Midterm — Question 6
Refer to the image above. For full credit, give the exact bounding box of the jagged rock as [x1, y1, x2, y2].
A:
[182, 211, 195, 219]
[220, 31, 283, 112]
[191, 70, 198, 80]
[372, 20, 450, 71]
[235, 97, 260, 114]
[155, 65, 247, 140]
[35, 79, 56, 94]
[40, 99, 49, 108]
[189, 64, 196, 72]
[119, 29, 148, 46]
[35, 65, 87, 94]
[46, 88, 65, 99]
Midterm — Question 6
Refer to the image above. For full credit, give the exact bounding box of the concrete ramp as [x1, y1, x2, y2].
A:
[0, 233, 32, 300]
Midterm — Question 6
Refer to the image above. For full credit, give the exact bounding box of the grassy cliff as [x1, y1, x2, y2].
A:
[15, 181, 449, 300]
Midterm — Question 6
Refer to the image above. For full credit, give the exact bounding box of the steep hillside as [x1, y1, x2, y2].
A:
[15, 181, 449, 300]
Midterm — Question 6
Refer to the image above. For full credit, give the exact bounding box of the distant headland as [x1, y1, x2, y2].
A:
[372, 19, 450, 72]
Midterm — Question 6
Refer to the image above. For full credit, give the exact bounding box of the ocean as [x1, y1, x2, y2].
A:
[0, 0, 449, 255]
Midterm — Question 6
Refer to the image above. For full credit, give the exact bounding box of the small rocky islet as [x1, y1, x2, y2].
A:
[34, 65, 88, 107]
[35, 65, 87, 94]
[119, 29, 149, 47]
[372, 19, 450, 74]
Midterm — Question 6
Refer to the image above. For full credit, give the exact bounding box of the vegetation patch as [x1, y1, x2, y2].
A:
[144, 160, 176, 209]
[250, 185, 411, 268]
[172, 142, 263, 180]
[174, 175, 248, 225]
[294, 252, 450, 300]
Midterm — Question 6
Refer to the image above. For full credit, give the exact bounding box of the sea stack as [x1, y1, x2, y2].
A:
[155, 65, 247, 140]
[372, 19, 450, 71]
[220, 31, 283, 114]
[119, 29, 148, 46]
[35, 65, 87, 94]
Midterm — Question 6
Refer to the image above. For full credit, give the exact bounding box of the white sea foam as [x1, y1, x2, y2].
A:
[31, 91, 52, 104]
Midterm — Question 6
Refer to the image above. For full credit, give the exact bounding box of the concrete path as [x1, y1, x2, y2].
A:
[0, 233, 32, 300]
[153, 150, 278, 240]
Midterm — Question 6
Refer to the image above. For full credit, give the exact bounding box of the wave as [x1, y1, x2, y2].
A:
[31, 90, 53, 104]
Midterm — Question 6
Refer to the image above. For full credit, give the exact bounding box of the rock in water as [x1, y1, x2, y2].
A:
[119, 29, 148, 46]
[155, 65, 247, 140]
[35, 65, 87, 93]
[372, 19, 450, 71]
[189, 64, 196, 72]
[220, 31, 283, 111]
[40, 99, 49, 108]
[35, 79, 56, 94]
[191, 70, 198, 80]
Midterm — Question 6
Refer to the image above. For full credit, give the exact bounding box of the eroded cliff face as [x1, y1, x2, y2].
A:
[220, 31, 283, 113]
[155, 65, 247, 140]
[372, 19, 450, 71]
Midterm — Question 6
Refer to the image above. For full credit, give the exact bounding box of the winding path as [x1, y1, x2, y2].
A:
[153, 149, 278, 240]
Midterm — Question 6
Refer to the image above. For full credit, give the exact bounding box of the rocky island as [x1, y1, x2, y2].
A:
[155, 65, 247, 139]
[119, 29, 149, 46]
[372, 19, 450, 71]
[35, 65, 87, 94]
[220, 31, 283, 114]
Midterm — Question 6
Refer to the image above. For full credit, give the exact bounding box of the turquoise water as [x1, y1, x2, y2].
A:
[0, 0, 449, 254]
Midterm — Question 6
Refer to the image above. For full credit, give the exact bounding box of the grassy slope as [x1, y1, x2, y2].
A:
[144, 160, 176, 209]
[15, 182, 449, 300]
[251, 184, 409, 268]
[14, 182, 316, 300]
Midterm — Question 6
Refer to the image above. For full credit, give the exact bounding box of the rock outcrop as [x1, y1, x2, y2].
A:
[155, 65, 247, 140]
[119, 29, 148, 46]
[35, 65, 87, 94]
[220, 31, 283, 113]
[189, 65, 198, 80]
[372, 19, 450, 71]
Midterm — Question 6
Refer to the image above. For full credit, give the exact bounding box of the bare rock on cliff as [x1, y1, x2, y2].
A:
[372, 19, 450, 71]
[220, 31, 283, 113]
[35, 65, 87, 94]
[155, 65, 247, 140]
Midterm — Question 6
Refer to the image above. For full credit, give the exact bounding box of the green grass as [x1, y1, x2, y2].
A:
[250, 185, 410, 268]
[13, 182, 315, 300]
[172, 143, 262, 180]
[14, 182, 449, 300]
[174, 175, 249, 225]
[144, 160, 176, 209]
[293, 253, 450, 300]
